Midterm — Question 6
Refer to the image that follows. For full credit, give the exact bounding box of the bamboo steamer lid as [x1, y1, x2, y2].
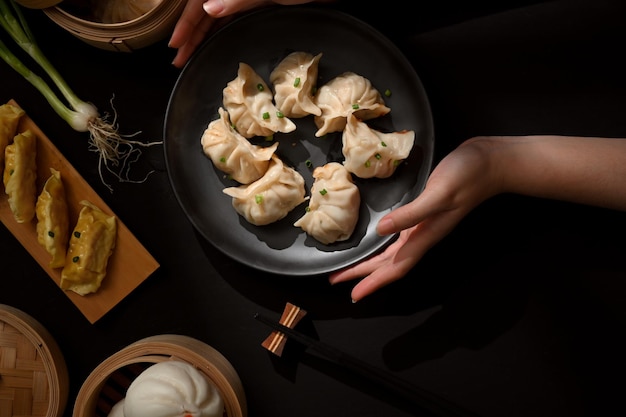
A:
[0, 304, 69, 417]
[38, 0, 186, 52]
[72, 334, 247, 417]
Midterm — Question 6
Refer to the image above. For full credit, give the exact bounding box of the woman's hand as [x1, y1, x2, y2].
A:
[329, 137, 502, 302]
[169, 0, 325, 68]
[329, 134, 626, 302]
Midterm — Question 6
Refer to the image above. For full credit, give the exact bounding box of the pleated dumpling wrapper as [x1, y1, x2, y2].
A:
[3, 129, 37, 223]
[61, 200, 117, 296]
[121, 360, 224, 417]
[0, 103, 25, 174]
[36, 168, 70, 268]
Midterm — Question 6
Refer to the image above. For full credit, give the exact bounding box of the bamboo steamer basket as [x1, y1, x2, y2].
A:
[0, 304, 69, 417]
[72, 334, 247, 417]
[16, 0, 186, 52]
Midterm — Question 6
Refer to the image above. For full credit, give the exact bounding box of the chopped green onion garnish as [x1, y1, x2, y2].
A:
[319, 189, 328, 196]
[384, 89, 392, 97]
[293, 77, 301, 87]
[375, 153, 381, 160]
[276, 111, 284, 118]
[352, 103, 360, 110]
[9, 169, 13, 175]
[256, 83, 264, 91]
[219, 156, 226, 163]
[394, 160, 401, 166]
[305, 159, 313, 168]
[381, 141, 387, 147]
[364, 160, 371, 168]
[48, 230, 54, 237]
[255, 194, 264, 204]
[305, 206, 311, 212]
[265, 134, 274, 141]
[72, 256, 79, 263]
[74, 231, 81, 238]
[262, 111, 270, 120]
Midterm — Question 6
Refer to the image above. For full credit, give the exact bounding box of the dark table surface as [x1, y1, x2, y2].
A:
[2, 1, 626, 416]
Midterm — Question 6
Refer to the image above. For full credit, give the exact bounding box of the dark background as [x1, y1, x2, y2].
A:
[2, 1, 626, 416]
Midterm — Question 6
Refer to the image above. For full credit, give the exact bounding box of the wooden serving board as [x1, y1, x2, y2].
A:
[0, 100, 159, 324]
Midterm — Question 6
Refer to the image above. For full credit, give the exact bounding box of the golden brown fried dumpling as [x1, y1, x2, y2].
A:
[0, 103, 25, 175]
[3, 129, 37, 223]
[61, 200, 117, 296]
[36, 168, 70, 268]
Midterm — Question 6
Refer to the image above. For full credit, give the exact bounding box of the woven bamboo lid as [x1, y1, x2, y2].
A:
[72, 334, 247, 417]
[0, 304, 69, 417]
[42, 0, 186, 52]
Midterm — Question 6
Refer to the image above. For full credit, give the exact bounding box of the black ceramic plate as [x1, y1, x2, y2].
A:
[164, 6, 434, 276]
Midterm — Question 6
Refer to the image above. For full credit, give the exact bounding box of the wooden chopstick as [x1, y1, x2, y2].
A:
[254, 312, 481, 417]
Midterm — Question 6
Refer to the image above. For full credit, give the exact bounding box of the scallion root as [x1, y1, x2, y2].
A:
[87, 97, 162, 193]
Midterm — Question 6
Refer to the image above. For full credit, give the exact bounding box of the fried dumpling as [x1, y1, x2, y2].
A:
[223, 155, 307, 226]
[201, 107, 278, 184]
[342, 114, 414, 178]
[0, 103, 25, 175]
[270, 51, 322, 118]
[61, 200, 117, 296]
[36, 168, 70, 268]
[294, 162, 360, 244]
[3, 129, 37, 223]
[223, 62, 296, 138]
[313, 71, 390, 137]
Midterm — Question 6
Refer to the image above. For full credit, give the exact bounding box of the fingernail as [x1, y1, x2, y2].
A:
[351, 298, 357, 304]
[203, 0, 224, 16]
[377, 217, 394, 235]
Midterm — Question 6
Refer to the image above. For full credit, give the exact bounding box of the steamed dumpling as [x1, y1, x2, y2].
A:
[0, 103, 25, 175]
[313, 71, 390, 137]
[294, 162, 360, 244]
[270, 51, 322, 118]
[201, 107, 278, 184]
[342, 114, 414, 178]
[223, 155, 307, 226]
[36, 168, 70, 268]
[223, 62, 296, 138]
[3, 129, 37, 223]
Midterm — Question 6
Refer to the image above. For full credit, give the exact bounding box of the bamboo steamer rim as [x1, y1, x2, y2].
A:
[42, 0, 186, 52]
[72, 334, 247, 417]
[0, 304, 69, 417]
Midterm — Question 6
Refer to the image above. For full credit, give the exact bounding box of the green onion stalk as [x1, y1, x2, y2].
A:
[0, 0, 160, 192]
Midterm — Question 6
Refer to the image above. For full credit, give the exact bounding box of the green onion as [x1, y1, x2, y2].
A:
[255, 194, 263, 204]
[293, 77, 301, 87]
[305, 159, 312, 168]
[72, 256, 79, 263]
[384, 89, 392, 97]
[262, 111, 270, 120]
[381, 141, 387, 147]
[375, 153, 381, 160]
[265, 134, 274, 141]
[364, 160, 371, 168]
[394, 160, 401, 166]
[256, 83, 264, 91]
[305, 206, 310, 212]
[73, 231, 81, 238]
[0, 0, 160, 192]
[352, 103, 360, 110]
[219, 156, 226, 163]
[47, 230, 54, 237]
[276, 111, 284, 118]
[319, 188, 328, 196]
